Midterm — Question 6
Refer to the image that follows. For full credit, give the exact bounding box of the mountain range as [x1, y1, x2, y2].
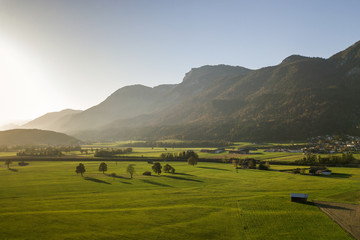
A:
[22, 40, 360, 141]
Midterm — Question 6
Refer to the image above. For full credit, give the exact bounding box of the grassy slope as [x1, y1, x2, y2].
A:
[0, 161, 359, 240]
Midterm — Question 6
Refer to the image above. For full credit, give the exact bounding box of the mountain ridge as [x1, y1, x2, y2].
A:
[21, 40, 360, 141]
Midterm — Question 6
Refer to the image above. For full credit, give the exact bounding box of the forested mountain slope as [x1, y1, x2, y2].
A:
[24, 41, 360, 141]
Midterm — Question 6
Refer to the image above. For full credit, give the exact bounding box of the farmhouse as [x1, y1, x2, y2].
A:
[290, 193, 308, 203]
[321, 169, 332, 175]
[309, 166, 331, 175]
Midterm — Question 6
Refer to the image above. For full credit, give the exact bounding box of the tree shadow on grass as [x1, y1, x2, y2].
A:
[119, 181, 132, 184]
[106, 174, 130, 180]
[197, 166, 230, 171]
[8, 168, 18, 172]
[163, 175, 203, 182]
[84, 177, 111, 185]
[108, 176, 133, 184]
[140, 179, 173, 188]
[174, 172, 195, 176]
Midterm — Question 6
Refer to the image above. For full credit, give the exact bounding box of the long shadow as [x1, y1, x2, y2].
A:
[84, 177, 111, 185]
[163, 175, 203, 182]
[314, 202, 351, 210]
[108, 176, 133, 184]
[294, 201, 316, 206]
[324, 173, 352, 178]
[119, 181, 132, 185]
[106, 174, 130, 180]
[8, 168, 18, 172]
[140, 179, 173, 188]
[197, 166, 230, 171]
[174, 172, 195, 176]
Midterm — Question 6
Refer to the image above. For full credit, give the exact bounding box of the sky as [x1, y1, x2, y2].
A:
[1, 0, 360, 127]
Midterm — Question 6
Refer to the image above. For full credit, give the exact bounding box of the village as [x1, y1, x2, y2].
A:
[304, 135, 360, 154]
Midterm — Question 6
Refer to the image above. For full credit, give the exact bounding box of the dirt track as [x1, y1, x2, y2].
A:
[314, 201, 360, 240]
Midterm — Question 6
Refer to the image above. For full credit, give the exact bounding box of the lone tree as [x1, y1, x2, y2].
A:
[4, 159, 13, 169]
[152, 162, 162, 175]
[187, 156, 198, 166]
[98, 162, 108, 174]
[163, 164, 175, 173]
[126, 164, 135, 178]
[75, 163, 86, 177]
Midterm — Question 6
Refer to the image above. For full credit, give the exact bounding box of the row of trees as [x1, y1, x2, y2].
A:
[75, 162, 177, 178]
[1, 145, 82, 152]
[94, 148, 133, 157]
[75, 162, 136, 178]
[295, 153, 358, 165]
[17, 147, 63, 157]
[160, 150, 199, 160]
[230, 158, 270, 170]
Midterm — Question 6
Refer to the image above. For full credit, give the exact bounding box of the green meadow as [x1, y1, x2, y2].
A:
[0, 161, 359, 240]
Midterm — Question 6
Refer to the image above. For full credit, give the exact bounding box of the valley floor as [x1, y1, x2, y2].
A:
[0, 161, 359, 240]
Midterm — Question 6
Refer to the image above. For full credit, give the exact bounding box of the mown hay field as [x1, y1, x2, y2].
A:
[0, 161, 359, 240]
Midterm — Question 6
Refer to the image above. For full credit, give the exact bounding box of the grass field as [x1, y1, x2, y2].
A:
[79, 141, 307, 160]
[78, 146, 304, 160]
[0, 161, 359, 240]
[5, 140, 356, 162]
[0, 151, 17, 157]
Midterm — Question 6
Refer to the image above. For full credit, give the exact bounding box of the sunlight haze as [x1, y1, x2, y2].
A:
[1, 0, 360, 126]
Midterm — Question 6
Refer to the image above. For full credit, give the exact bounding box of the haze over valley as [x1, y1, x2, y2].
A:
[1, 2, 360, 240]
[11, 40, 360, 142]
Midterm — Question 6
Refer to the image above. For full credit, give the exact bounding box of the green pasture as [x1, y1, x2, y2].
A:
[123, 148, 304, 161]
[0, 147, 304, 161]
[78, 146, 304, 160]
[0, 160, 359, 240]
[79, 141, 307, 160]
[0, 151, 17, 157]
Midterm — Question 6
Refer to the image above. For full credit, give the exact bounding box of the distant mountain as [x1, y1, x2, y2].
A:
[0, 123, 21, 131]
[38, 65, 249, 134]
[22, 109, 82, 131]
[57, 84, 176, 131]
[25, 41, 360, 141]
[0, 120, 29, 131]
[0, 129, 81, 146]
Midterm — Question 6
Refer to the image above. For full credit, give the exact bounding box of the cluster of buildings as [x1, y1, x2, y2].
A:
[305, 135, 360, 154]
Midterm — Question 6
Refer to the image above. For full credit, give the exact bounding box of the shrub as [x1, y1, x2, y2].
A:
[187, 156, 198, 166]
[143, 171, 152, 176]
[258, 162, 269, 170]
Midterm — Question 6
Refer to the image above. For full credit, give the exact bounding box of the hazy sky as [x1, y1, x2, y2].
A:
[1, 0, 360, 126]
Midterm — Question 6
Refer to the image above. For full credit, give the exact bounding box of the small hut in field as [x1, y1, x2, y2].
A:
[290, 193, 308, 203]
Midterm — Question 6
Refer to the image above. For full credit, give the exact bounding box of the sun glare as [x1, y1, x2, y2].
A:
[0, 34, 59, 124]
